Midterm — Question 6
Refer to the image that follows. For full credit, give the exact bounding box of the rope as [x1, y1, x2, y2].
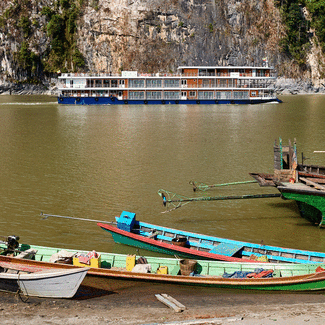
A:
[17, 273, 29, 303]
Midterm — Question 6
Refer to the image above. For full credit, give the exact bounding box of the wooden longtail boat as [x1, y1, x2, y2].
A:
[97, 211, 325, 264]
[251, 138, 325, 226]
[0, 265, 87, 298]
[2, 241, 325, 292]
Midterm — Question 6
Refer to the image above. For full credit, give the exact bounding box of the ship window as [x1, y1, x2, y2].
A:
[251, 91, 257, 97]
[198, 91, 213, 99]
[202, 79, 211, 87]
[129, 91, 145, 99]
[257, 70, 266, 77]
[147, 79, 162, 87]
[129, 79, 144, 87]
[95, 80, 102, 87]
[198, 69, 207, 76]
[164, 91, 180, 99]
[181, 79, 187, 85]
[147, 91, 162, 99]
[189, 91, 196, 97]
[234, 91, 249, 99]
[164, 79, 179, 87]
[216, 91, 231, 99]
[219, 79, 227, 87]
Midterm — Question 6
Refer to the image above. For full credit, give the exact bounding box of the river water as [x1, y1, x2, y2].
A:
[1, 94, 325, 255]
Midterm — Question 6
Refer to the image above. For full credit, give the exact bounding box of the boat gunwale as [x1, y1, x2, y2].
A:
[277, 184, 325, 197]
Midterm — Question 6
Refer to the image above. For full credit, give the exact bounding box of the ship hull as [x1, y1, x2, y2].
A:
[58, 97, 282, 105]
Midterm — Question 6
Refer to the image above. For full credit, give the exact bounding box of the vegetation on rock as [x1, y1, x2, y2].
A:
[0, 0, 85, 81]
[0, 0, 325, 83]
[41, 0, 85, 73]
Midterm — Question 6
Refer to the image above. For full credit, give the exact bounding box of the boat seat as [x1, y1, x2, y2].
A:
[5, 269, 19, 274]
[15, 249, 38, 259]
[209, 243, 243, 256]
[141, 228, 245, 257]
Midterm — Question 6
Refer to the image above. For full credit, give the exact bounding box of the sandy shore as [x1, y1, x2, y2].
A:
[1, 282, 325, 324]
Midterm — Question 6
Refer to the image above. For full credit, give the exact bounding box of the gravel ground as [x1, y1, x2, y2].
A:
[1, 283, 325, 324]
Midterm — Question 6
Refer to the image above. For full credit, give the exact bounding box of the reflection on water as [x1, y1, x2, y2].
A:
[1, 95, 325, 254]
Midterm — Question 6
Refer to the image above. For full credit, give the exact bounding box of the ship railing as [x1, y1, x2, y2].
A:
[140, 73, 182, 77]
[184, 84, 274, 89]
[60, 71, 277, 79]
[61, 84, 275, 90]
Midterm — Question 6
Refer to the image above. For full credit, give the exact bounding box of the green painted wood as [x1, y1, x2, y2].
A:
[2, 242, 325, 292]
[280, 191, 325, 227]
[1, 242, 323, 277]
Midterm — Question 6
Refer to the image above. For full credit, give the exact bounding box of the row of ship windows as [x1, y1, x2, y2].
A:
[68, 79, 269, 88]
[132, 91, 252, 99]
[62, 90, 260, 99]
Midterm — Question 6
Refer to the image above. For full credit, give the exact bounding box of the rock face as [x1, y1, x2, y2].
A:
[0, 0, 324, 94]
[78, 0, 285, 73]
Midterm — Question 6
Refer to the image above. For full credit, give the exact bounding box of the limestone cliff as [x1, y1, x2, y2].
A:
[0, 0, 324, 94]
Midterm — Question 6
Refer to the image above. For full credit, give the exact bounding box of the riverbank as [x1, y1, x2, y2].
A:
[0, 83, 57, 96]
[1, 283, 325, 324]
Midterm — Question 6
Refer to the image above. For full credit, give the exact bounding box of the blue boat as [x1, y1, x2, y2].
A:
[98, 211, 325, 264]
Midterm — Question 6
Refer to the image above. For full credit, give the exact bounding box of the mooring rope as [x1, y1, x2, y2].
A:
[17, 273, 29, 303]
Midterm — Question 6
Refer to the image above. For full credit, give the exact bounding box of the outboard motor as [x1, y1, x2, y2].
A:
[6, 235, 20, 252]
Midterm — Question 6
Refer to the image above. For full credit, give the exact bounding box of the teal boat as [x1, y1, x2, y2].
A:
[98, 211, 325, 264]
[1, 238, 325, 292]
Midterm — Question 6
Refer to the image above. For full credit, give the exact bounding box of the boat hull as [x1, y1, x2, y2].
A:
[1, 254, 325, 292]
[58, 96, 282, 105]
[277, 185, 325, 227]
[0, 267, 88, 298]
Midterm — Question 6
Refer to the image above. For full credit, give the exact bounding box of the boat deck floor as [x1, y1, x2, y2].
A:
[280, 182, 325, 193]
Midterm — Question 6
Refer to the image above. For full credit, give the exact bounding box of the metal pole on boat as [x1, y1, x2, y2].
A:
[189, 180, 257, 192]
[279, 138, 283, 170]
[40, 212, 116, 224]
[158, 189, 281, 212]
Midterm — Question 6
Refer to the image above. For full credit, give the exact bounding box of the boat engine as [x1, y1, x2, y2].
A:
[6, 235, 20, 252]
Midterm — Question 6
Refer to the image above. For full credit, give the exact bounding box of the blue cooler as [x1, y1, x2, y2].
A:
[117, 211, 136, 232]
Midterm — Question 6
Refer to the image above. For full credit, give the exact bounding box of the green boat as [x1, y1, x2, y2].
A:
[251, 138, 325, 227]
[276, 182, 325, 226]
[1, 238, 325, 292]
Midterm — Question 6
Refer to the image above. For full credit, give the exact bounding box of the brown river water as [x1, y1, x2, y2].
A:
[1, 94, 325, 255]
